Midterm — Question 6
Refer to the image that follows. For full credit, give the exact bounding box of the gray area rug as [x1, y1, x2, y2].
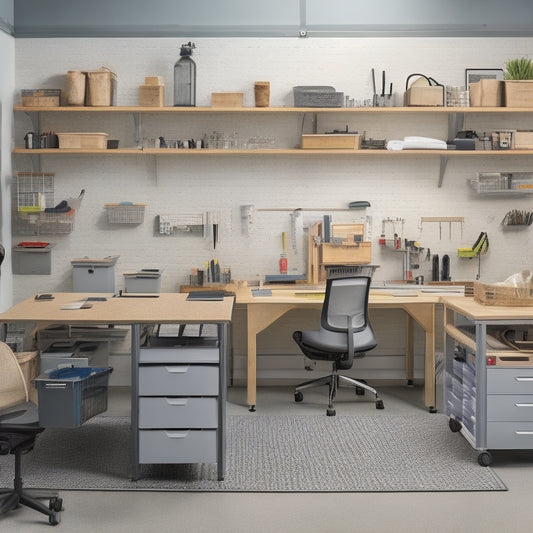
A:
[0, 414, 506, 492]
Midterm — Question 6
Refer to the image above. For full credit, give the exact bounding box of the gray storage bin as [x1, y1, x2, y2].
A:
[35, 366, 112, 427]
[71, 255, 118, 292]
[123, 269, 161, 293]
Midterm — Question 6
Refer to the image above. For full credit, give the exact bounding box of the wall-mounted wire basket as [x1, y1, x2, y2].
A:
[104, 203, 146, 224]
[13, 173, 82, 236]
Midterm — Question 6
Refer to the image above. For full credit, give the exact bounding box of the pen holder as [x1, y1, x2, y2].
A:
[373, 94, 394, 107]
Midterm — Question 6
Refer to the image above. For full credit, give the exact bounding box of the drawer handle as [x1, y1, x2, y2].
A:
[515, 431, 533, 436]
[166, 399, 188, 406]
[515, 403, 533, 408]
[515, 377, 533, 382]
[165, 366, 189, 373]
[165, 431, 188, 439]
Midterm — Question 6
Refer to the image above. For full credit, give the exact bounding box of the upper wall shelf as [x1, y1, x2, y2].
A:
[14, 105, 533, 114]
[14, 105, 533, 187]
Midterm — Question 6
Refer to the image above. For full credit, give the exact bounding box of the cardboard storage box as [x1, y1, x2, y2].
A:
[469, 80, 503, 107]
[404, 86, 444, 107]
[58, 132, 108, 149]
[301, 134, 362, 149]
[514, 131, 533, 149]
[320, 242, 372, 264]
[139, 76, 164, 106]
[504, 80, 533, 107]
[211, 92, 244, 107]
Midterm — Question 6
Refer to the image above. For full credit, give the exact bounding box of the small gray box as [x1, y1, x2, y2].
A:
[71, 255, 118, 292]
[13, 245, 54, 275]
[124, 269, 161, 293]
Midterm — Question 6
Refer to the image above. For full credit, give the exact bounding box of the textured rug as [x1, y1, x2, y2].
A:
[0, 414, 506, 492]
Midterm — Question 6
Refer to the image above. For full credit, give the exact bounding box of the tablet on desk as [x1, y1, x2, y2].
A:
[186, 290, 225, 301]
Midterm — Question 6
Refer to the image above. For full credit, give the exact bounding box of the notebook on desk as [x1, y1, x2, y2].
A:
[186, 290, 225, 301]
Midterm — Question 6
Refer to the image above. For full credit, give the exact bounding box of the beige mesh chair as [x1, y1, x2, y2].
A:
[0, 341, 62, 525]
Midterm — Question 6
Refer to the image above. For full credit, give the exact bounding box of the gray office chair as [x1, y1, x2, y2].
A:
[0, 342, 62, 525]
[292, 276, 384, 416]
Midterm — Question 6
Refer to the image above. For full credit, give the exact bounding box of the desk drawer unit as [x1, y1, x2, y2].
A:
[140, 346, 219, 364]
[139, 429, 217, 464]
[135, 340, 224, 475]
[139, 397, 218, 428]
[487, 367, 533, 449]
[139, 364, 219, 396]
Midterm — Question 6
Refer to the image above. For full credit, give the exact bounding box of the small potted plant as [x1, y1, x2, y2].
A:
[504, 57, 533, 107]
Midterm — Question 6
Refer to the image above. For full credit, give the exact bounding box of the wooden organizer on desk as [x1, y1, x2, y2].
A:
[307, 222, 371, 284]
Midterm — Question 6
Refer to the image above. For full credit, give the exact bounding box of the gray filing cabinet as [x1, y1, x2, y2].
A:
[130, 328, 227, 481]
[444, 305, 533, 466]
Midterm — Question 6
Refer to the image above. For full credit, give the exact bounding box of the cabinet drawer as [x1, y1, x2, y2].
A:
[140, 346, 219, 364]
[487, 421, 533, 449]
[139, 397, 218, 428]
[487, 368, 533, 394]
[139, 429, 217, 464]
[139, 364, 219, 396]
[487, 394, 533, 421]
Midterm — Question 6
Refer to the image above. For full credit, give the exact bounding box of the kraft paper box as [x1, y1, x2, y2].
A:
[469, 80, 503, 107]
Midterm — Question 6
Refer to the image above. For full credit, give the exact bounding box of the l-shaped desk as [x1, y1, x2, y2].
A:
[234, 287, 441, 412]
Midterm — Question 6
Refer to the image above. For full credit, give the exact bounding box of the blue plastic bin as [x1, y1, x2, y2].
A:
[35, 366, 113, 427]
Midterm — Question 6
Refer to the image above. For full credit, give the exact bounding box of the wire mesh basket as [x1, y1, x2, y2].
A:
[104, 203, 146, 224]
[13, 172, 81, 235]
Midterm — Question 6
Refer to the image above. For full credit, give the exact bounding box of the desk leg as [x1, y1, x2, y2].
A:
[246, 304, 299, 411]
[403, 303, 436, 413]
[405, 315, 414, 387]
[130, 324, 140, 481]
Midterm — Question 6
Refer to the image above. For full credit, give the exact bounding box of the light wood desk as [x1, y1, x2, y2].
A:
[235, 287, 440, 412]
[0, 292, 234, 481]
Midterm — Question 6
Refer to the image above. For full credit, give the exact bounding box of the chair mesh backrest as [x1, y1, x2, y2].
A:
[0, 341, 28, 409]
[321, 276, 370, 332]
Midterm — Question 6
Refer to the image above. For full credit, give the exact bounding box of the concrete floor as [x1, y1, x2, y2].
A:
[3, 384, 533, 533]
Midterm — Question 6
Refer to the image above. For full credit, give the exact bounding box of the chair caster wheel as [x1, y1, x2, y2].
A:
[375, 399, 384, 410]
[355, 386, 365, 396]
[327, 408, 336, 416]
[478, 451, 492, 467]
[294, 391, 303, 403]
[49, 511, 61, 525]
[49, 497, 63, 512]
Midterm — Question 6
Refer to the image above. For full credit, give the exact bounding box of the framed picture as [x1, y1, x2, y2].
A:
[465, 68, 504, 88]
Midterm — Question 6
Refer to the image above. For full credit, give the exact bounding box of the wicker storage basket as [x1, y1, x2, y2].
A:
[474, 281, 533, 306]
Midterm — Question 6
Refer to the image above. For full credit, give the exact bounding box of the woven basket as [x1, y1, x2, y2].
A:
[474, 281, 533, 306]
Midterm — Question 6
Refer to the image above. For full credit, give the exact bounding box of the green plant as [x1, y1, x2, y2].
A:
[505, 57, 533, 80]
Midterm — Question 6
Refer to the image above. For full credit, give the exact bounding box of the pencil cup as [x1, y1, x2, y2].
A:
[254, 81, 270, 107]
[373, 94, 394, 107]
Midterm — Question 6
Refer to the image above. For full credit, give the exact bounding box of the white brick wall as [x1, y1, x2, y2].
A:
[11, 36, 533, 381]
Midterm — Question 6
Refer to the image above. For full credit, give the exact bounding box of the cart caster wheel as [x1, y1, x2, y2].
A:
[355, 386, 365, 396]
[478, 451, 492, 467]
[49, 512, 61, 526]
[407, 379, 414, 388]
[375, 399, 384, 410]
[327, 408, 336, 416]
[448, 418, 462, 433]
[49, 497, 63, 512]
[248, 405, 256, 412]
[294, 391, 303, 403]
[428, 406, 437, 413]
